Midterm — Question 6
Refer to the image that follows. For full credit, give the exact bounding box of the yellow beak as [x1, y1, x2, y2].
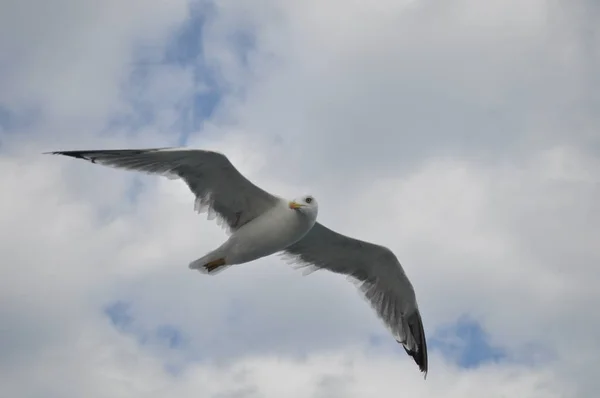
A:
[289, 201, 302, 209]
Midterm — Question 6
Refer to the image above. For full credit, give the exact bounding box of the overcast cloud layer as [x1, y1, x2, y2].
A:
[1, 0, 599, 397]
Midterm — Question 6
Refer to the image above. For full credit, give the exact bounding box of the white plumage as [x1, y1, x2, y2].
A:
[48, 147, 428, 376]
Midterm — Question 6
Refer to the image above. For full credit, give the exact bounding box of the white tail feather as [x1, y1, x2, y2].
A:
[188, 250, 230, 275]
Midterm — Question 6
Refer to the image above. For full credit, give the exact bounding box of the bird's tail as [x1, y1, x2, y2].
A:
[189, 250, 231, 275]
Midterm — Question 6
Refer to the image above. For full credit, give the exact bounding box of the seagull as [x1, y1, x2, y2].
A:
[47, 147, 428, 376]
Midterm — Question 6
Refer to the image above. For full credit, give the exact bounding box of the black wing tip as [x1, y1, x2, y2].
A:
[43, 150, 101, 163]
[43, 147, 183, 157]
[44, 150, 88, 158]
[402, 345, 428, 378]
[399, 310, 428, 378]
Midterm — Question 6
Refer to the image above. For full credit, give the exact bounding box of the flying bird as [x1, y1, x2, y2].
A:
[47, 147, 428, 376]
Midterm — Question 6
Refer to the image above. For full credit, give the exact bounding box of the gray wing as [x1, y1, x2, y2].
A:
[47, 147, 281, 232]
[285, 222, 428, 376]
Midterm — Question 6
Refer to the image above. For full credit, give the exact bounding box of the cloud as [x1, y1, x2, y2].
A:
[0, 0, 187, 116]
[0, 319, 570, 398]
[1, 0, 599, 397]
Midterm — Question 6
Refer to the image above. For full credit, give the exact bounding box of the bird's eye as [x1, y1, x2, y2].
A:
[305, 197, 313, 204]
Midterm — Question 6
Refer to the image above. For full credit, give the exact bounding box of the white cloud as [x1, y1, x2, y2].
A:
[0, 321, 571, 398]
[1, 0, 599, 397]
[0, 0, 187, 117]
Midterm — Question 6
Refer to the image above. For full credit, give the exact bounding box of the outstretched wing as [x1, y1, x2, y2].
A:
[284, 222, 428, 376]
[47, 147, 281, 232]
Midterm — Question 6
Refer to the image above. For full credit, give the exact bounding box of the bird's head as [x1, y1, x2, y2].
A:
[289, 195, 319, 220]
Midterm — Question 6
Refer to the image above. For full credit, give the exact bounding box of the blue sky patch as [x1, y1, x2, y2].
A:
[155, 324, 187, 349]
[106, 1, 224, 143]
[104, 300, 134, 330]
[103, 300, 188, 351]
[429, 316, 507, 368]
[162, 1, 221, 142]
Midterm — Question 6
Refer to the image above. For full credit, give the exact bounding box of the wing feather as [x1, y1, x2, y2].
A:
[284, 222, 428, 375]
[47, 147, 280, 232]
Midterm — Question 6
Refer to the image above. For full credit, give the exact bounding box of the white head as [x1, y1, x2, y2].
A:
[289, 194, 319, 221]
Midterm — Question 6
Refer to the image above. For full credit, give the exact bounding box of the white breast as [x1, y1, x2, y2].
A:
[225, 201, 315, 265]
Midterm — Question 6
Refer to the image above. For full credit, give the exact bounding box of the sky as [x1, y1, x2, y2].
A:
[1, 0, 599, 397]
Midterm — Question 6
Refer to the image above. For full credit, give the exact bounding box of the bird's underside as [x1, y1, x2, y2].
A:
[46, 147, 429, 376]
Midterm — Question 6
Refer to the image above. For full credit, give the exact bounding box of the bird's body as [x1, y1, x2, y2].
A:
[47, 147, 428, 376]
[191, 197, 317, 271]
